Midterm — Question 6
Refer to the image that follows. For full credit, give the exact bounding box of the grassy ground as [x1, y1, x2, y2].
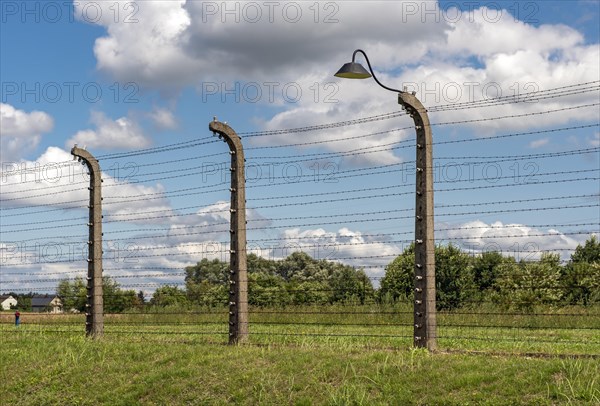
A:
[2, 304, 598, 355]
[1, 331, 599, 405]
[1, 307, 598, 404]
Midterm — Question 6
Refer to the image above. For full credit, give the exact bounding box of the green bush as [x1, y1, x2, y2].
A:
[380, 244, 476, 310]
[494, 253, 563, 311]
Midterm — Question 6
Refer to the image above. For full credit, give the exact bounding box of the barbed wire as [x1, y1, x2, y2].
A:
[2, 81, 599, 353]
[1, 123, 595, 207]
[427, 83, 600, 112]
[96, 137, 218, 160]
[3, 125, 597, 199]
[245, 109, 598, 151]
[1, 82, 597, 177]
[237, 82, 599, 136]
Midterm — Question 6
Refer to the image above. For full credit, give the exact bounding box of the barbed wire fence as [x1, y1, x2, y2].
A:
[1, 81, 599, 354]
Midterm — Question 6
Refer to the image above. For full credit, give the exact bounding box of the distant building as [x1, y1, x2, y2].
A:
[31, 295, 63, 313]
[0, 295, 17, 310]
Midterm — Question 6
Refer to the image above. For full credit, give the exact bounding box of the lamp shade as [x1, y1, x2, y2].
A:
[334, 62, 372, 79]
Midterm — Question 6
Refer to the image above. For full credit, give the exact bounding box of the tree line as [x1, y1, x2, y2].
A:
[380, 236, 599, 310]
[46, 236, 600, 312]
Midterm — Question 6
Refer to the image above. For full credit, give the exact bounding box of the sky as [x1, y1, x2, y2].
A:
[1, 0, 599, 294]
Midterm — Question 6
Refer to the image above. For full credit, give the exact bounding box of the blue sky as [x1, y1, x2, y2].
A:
[1, 1, 599, 293]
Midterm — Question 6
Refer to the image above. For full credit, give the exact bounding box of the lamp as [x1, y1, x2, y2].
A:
[334, 60, 371, 79]
[335, 49, 403, 93]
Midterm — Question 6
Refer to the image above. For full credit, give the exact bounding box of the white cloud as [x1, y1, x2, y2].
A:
[73, 1, 599, 155]
[529, 138, 550, 148]
[441, 7, 583, 57]
[0, 103, 54, 161]
[438, 220, 584, 261]
[75, 0, 448, 90]
[258, 16, 599, 144]
[149, 108, 178, 130]
[251, 226, 403, 279]
[588, 132, 600, 147]
[163, 200, 271, 244]
[0, 103, 54, 137]
[76, 0, 198, 89]
[66, 111, 151, 150]
[0, 146, 170, 215]
[0, 146, 178, 286]
[250, 104, 411, 166]
[100, 207, 404, 283]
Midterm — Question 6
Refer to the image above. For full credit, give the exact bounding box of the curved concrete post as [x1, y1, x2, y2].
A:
[399, 92, 437, 351]
[208, 119, 248, 344]
[71, 146, 104, 338]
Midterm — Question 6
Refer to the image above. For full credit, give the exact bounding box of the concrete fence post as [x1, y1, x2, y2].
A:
[399, 93, 437, 351]
[208, 119, 248, 344]
[71, 145, 104, 338]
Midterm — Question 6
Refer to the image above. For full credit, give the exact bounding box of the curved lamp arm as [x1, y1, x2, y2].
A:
[352, 49, 404, 94]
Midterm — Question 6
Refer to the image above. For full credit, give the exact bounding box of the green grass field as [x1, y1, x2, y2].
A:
[1, 306, 599, 405]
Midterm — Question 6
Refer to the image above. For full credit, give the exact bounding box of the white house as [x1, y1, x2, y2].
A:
[0, 295, 18, 310]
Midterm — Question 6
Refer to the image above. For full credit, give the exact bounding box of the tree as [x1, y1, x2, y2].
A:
[137, 291, 146, 306]
[562, 236, 600, 305]
[248, 253, 278, 276]
[434, 244, 476, 310]
[380, 244, 476, 310]
[185, 258, 228, 306]
[569, 235, 600, 264]
[185, 258, 228, 285]
[379, 244, 415, 303]
[471, 251, 507, 293]
[495, 253, 563, 310]
[13, 293, 32, 311]
[277, 251, 322, 281]
[355, 269, 375, 305]
[578, 262, 600, 304]
[57, 276, 137, 313]
[288, 280, 330, 305]
[563, 262, 600, 305]
[150, 285, 189, 307]
[103, 277, 137, 313]
[186, 281, 227, 307]
[248, 272, 290, 307]
[181, 252, 374, 307]
[329, 266, 373, 304]
[57, 278, 87, 312]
